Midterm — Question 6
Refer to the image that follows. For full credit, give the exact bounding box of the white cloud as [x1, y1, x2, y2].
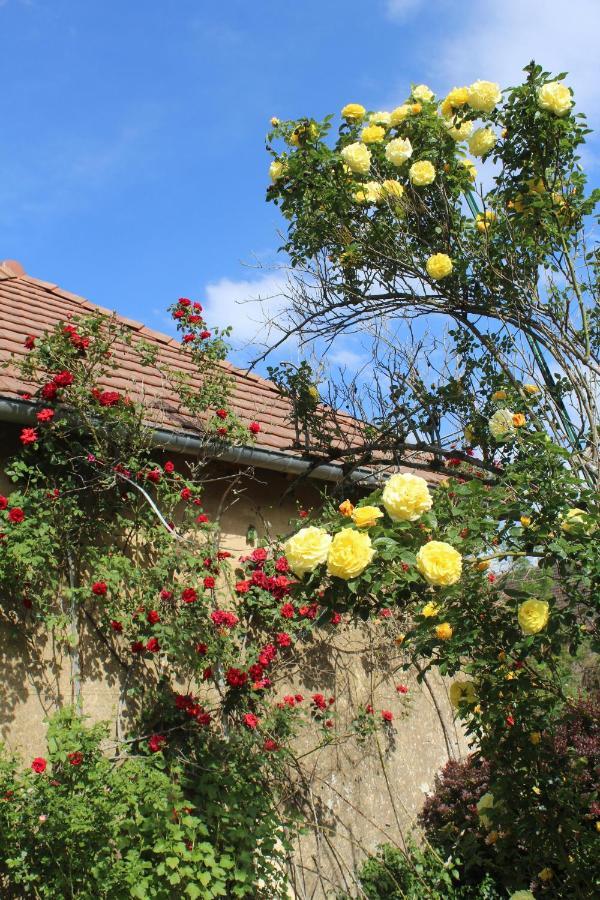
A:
[203, 271, 290, 347]
[328, 348, 368, 370]
[385, 0, 423, 20]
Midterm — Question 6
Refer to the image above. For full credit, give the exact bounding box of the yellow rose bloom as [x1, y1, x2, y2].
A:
[351, 505, 384, 528]
[385, 136, 413, 166]
[459, 158, 477, 181]
[307, 384, 319, 401]
[369, 110, 391, 127]
[476, 792, 495, 828]
[412, 84, 434, 102]
[442, 86, 469, 116]
[518, 599, 550, 635]
[467, 80, 502, 113]
[269, 160, 286, 182]
[361, 124, 386, 144]
[492, 390, 507, 401]
[523, 384, 540, 395]
[341, 103, 366, 122]
[426, 253, 453, 280]
[416, 541, 462, 587]
[381, 179, 404, 200]
[409, 160, 436, 186]
[327, 528, 375, 580]
[538, 868, 554, 883]
[476, 560, 490, 572]
[512, 413, 526, 427]
[530, 731, 542, 745]
[355, 181, 382, 204]
[340, 142, 371, 174]
[476, 211, 496, 232]
[468, 127, 496, 158]
[538, 81, 572, 117]
[338, 499, 354, 517]
[270, 116, 280, 126]
[436, 622, 453, 640]
[390, 104, 411, 126]
[446, 119, 473, 141]
[421, 601, 440, 618]
[489, 408, 517, 441]
[283, 526, 332, 577]
[520, 516, 531, 528]
[449, 680, 476, 708]
[561, 507, 594, 534]
[382, 472, 433, 522]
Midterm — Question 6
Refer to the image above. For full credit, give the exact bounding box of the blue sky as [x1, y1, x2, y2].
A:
[1, 0, 598, 372]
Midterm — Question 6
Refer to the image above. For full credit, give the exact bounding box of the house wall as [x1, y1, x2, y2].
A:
[0, 426, 466, 897]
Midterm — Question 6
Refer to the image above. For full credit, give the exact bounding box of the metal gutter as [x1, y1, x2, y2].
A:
[0, 396, 379, 485]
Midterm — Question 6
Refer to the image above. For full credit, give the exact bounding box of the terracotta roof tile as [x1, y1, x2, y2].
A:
[0, 265, 437, 479]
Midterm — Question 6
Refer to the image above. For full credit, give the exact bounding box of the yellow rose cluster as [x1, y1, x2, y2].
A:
[283, 524, 375, 581]
[426, 253, 453, 280]
[416, 541, 462, 586]
[382, 473, 433, 521]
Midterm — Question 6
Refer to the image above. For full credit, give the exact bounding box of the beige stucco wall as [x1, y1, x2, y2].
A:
[0, 431, 466, 898]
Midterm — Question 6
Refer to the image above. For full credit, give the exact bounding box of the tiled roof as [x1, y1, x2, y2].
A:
[0, 260, 435, 479]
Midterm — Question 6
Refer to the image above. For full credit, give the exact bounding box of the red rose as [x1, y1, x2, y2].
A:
[299, 604, 318, 620]
[274, 556, 289, 573]
[203, 576, 215, 590]
[275, 632, 292, 648]
[506, 715, 515, 727]
[0, 496, 7, 510]
[110, 620, 123, 633]
[298, 510, 309, 519]
[24, 335, 36, 350]
[324, 720, 334, 728]
[67, 751, 83, 766]
[188, 315, 202, 324]
[280, 603, 295, 619]
[195, 642, 207, 655]
[217, 550, 231, 560]
[263, 739, 279, 751]
[146, 637, 160, 653]
[331, 612, 342, 625]
[366, 704, 374, 715]
[172, 309, 184, 319]
[164, 461, 175, 474]
[215, 409, 227, 420]
[248, 663, 264, 681]
[181, 588, 197, 604]
[146, 469, 161, 484]
[258, 643, 277, 667]
[91, 581, 107, 596]
[131, 641, 144, 654]
[312, 694, 327, 711]
[202, 666, 213, 681]
[160, 589, 174, 601]
[178, 297, 191, 307]
[283, 695, 296, 707]
[20, 427, 38, 445]
[488, 573, 496, 583]
[401, 563, 410, 572]
[382, 710, 393, 722]
[243, 713, 259, 730]
[53, 371, 74, 388]
[235, 580, 251, 594]
[148, 734, 167, 753]
[379, 608, 392, 619]
[31, 757, 47, 773]
[251, 547, 268, 563]
[182, 334, 194, 344]
[210, 610, 238, 628]
[199, 330, 211, 339]
[41, 382, 58, 401]
[294, 694, 304, 703]
[36, 408, 55, 423]
[248, 421, 261, 434]
[396, 684, 409, 695]
[193, 301, 202, 311]
[8, 508, 25, 524]
[97, 391, 121, 407]
[196, 513, 209, 524]
[180, 488, 192, 501]
[226, 668, 248, 688]
[147, 610, 160, 625]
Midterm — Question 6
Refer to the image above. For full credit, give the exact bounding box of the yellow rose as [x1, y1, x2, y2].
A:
[476, 211, 496, 232]
[382, 472, 433, 522]
[421, 601, 440, 618]
[476, 792, 495, 828]
[409, 160, 436, 186]
[467, 80, 502, 113]
[338, 499, 354, 517]
[270, 116, 280, 126]
[369, 110, 391, 127]
[385, 136, 413, 166]
[355, 181, 382, 204]
[416, 541, 462, 587]
[468, 127, 496, 158]
[351, 506, 384, 528]
[436, 622, 453, 640]
[361, 124, 386, 144]
[523, 384, 540, 395]
[489, 408, 517, 441]
[411, 102, 422, 115]
[283, 526, 332, 577]
[561, 507, 595, 534]
[538, 868, 554, 883]
[476, 560, 490, 571]
[538, 81, 572, 117]
[381, 179, 404, 199]
[512, 413, 526, 428]
[340, 142, 371, 175]
[412, 84, 434, 102]
[520, 516, 531, 528]
[449, 680, 476, 708]
[442, 86, 469, 116]
[390, 104, 411, 126]
[307, 385, 319, 401]
[492, 390, 507, 401]
[518, 599, 550, 635]
[446, 119, 473, 141]
[269, 160, 286, 182]
[341, 103, 366, 122]
[327, 528, 375, 580]
[529, 731, 541, 745]
[426, 253, 453, 280]
[459, 158, 477, 181]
